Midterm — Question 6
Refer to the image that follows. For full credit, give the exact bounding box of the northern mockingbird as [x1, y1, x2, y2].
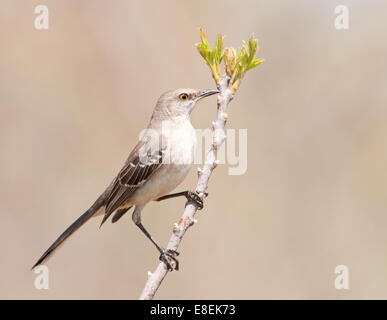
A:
[33, 88, 218, 271]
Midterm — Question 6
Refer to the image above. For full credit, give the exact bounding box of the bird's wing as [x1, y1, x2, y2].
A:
[101, 136, 167, 225]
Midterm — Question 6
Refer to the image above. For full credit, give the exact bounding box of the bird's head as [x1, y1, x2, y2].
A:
[156, 88, 219, 118]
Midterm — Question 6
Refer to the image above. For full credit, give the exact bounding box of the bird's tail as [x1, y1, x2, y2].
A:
[32, 198, 104, 269]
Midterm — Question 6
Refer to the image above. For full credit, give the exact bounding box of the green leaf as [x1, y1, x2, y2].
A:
[210, 49, 216, 64]
[199, 28, 209, 46]
[247, 58, 264, 71]
[215, 34, 224, 62]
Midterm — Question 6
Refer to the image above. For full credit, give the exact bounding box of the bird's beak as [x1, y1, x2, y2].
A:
[196, 89, 219, 101]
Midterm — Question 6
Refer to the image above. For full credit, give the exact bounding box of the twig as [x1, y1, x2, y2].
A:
[139, 75, 233, 300]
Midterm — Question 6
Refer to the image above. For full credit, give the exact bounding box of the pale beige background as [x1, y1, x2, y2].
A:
[1, 0, 387, 299]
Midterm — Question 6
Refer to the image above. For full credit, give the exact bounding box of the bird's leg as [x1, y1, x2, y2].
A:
[132, 208, 179, 271]
[136, 222, 179, 271]
[156, 191, 208, 210]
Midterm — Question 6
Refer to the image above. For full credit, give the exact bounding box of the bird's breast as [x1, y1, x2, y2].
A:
[167, 119, 197, 166]
[129, 120, 197, 206]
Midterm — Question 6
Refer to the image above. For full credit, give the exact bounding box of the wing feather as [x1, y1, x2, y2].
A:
[101, 138, 166, 224]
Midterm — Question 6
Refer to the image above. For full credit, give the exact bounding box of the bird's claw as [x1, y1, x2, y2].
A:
[159, 249, 179, 271]
[185, 191, 206, 210]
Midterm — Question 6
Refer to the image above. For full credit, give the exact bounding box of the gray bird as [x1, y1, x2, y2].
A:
[32, 88, 218, 271]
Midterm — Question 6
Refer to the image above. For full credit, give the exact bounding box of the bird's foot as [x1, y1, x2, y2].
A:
[185, 191, 208, 210]
[159, 249, 180, 271]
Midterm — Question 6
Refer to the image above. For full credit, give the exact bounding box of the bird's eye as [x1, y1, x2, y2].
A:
[179, 93, 188, 101]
